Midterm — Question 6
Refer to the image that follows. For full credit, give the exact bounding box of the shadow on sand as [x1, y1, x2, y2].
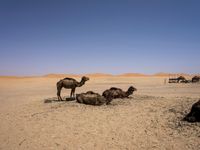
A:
[44, 97, 76, 103]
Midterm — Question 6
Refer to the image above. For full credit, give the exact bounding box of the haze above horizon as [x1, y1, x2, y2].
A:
[0, 0, 200, 76]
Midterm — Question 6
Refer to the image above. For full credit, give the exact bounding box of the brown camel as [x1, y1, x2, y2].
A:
[177, 76, 186, 82]
[169, 76, 186, 83]
[102, 86, 137, 101]
[183, 99, 200, 122]
[76, 91, 110, 105]
[192, 76, 200, 83]
[56, 76, 89, 101]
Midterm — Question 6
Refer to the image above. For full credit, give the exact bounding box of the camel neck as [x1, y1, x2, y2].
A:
[126, 89, 133, 97]
[78, 79, 85, 87]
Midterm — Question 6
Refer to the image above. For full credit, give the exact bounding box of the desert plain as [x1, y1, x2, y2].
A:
[0, 75, 200, 150]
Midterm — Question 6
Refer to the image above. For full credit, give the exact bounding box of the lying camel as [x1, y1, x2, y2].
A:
[102, 86, 137, 101]
[192, 76, 200, 83]
[76, 91, 111, 106]
[169, 76, 186, 83]
[183, 99, 200, 122]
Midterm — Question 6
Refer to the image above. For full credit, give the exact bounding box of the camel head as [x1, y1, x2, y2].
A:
[128, 86, 137, 92]
[126, 86, 137, 96]
[77, 76, 89, 87]
[81, 76, 89, 82]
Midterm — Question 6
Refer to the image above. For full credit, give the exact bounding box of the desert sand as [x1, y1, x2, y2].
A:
[0, 76, 200, 150]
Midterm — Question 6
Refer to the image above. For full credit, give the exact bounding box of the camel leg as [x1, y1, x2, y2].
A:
[106, 97, 113, 105]
[71, 88, 75, 98]
[57, 90, 62, 101]
[73, 89, 76, 98]
[70, 89, 73, 98]
[59, 96, 63, 101]
[57, 87, 63, 101]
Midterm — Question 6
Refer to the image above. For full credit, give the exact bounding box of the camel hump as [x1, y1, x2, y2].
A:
[86, 91, 96, 94]
[63, 77, 76, 81]
[177, 76, 185, 80]
[76, 91, 106, 106]
[192, 76, 200, 79]
[110, 87, 120, 90]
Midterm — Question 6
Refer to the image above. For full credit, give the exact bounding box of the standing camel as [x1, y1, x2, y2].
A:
[56, 76, 89, 101]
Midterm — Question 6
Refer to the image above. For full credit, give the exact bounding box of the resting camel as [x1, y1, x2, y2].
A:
[102, 86, 137, 101]
[183, 99, 200, 122]
[76, 91, 110, 105]
[192, 76, 200, 83]
[169, 76, 186, 83]
[177, 76, 186, 82]
[56, 76, 89, 101]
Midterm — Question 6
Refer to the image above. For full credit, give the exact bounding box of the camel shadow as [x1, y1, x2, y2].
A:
[44, 97, 76, 103]
[65, 97, 76, 101]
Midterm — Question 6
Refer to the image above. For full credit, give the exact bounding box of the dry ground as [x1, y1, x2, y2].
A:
[0, 77, 200, 150]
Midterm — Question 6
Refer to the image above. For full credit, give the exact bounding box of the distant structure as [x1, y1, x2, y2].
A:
[164, 78, 167, 84]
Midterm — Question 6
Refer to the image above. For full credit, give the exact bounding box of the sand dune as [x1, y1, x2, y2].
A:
[85, 73, 113, 77]
[0, 76, 200, 150]
[1, 72, 198, 79]
[118, 73, 147, 77]
[43, 74, 81, 78]
[153, 72, 192, 77]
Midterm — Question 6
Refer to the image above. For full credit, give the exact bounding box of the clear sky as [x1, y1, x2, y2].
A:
[0, 0, 200, 76]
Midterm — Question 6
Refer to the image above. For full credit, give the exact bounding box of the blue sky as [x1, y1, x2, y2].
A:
[0, 0, 200, 76]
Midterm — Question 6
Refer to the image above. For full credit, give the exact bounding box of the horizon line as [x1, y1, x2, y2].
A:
[0, 72, 199, 78]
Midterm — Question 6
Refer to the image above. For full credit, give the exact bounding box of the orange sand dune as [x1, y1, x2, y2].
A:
[118, 73, 147, 77]
[153, 72, 193, 77]
[0, 76, 40, 79]
[0, 72, 199, 79]
[44, 73, 148, 78]
[84, 73, 113, 77]
[43, 73, 81, 78]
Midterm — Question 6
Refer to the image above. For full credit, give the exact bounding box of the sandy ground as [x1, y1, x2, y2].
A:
[0, 76, 200, 150]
